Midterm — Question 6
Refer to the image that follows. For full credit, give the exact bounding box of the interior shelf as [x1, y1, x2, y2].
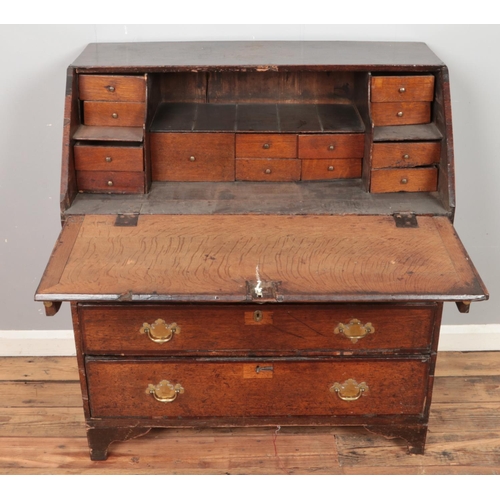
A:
[150, 102, 365, 133]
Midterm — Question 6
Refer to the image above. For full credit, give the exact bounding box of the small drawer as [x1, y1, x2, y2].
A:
[236, 134, 297, 158]
[86, 357, 429, 418]
[370, 167, 438, 193]
[371, 75, 435, 103]
[371, 102, 431, 127]
[74, 144, 144, 172]
[298, 134, 364, 159]
[372, 142, 441, 169]
[79, 303, 437, 355]
[150, 133, 235, 181]
[79, 75, 146, 102]
[236, 159, 301, 181]
[83, 102, 146, 127]
[76, 171, 145, 194]
[302, 159, 362, 180]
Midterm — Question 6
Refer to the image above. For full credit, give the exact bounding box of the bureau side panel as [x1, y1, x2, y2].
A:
[60, 68, 79, 215]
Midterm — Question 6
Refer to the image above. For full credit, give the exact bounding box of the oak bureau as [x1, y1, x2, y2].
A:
[36, 41, 488, 460]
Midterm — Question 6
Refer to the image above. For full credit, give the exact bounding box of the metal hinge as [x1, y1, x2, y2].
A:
[393, 212, 418, 228]
[114, 214, 140, 227]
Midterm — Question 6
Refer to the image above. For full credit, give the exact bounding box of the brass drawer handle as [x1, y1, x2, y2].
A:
[330, 379, 368, 401]
[147, 380, 184, 403]
[334, 319, 374, 343]
[112, 112, 118, 119]
[140, 319, 181, 344]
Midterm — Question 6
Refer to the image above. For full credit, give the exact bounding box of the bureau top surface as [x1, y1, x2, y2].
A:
[71, 41, 445, 71]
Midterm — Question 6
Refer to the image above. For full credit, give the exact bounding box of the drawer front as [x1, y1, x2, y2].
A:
[150, 133, 235, 181]
[298, 134, 364, 159]
[236, 159, 301, 181]
[370, 167, 438, 193]
[83, 102, 146, 127]
[79, 75, 146, 102]
[236, 134, 297, 158]
[371, 75, 435, 103]
[74, 144, 144, 172]
[86, 358, 429, 418]
[79, 303, 437, 355]
[302, 159, 361, 180]
[76, 171, 145, 194]
[371, 102, 431, 127]
[372, 142, 441, 169]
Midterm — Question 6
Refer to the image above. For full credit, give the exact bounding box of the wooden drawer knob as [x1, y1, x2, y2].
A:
[330, 379, 368, 401]
[147, 380, 184, 403]
[334, 319, 374, 343]
[140, 319, 181, 344]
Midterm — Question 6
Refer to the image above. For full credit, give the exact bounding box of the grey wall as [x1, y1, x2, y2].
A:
[1, 25, 499, 332]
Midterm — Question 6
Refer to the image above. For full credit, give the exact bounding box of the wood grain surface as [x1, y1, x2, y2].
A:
[371, 75, 435, 103]
[74, 144, 144, 172]
[371, 102, 431, 126]
[79, 75, 146, 102]
[83, 102, 145, 127]
[85, 358, 429, 418]
[78, 303, 437, 355]
[235, 159, 301, 181]
[372, 142, 441, 169]
[36, 214, 487, 302]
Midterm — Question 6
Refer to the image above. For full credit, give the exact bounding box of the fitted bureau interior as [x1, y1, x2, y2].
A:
[70, 68, 449, 214]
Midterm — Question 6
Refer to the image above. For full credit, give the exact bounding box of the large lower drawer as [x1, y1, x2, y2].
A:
[86, 357, 430, 418]
[78, 303, 439, 355]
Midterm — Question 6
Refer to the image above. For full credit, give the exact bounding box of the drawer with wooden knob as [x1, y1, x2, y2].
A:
[76, 170, 145, 194]
[236, 134, 297, 158]
[301, 159, 362, 180]
[371, 75, 435, 103]
[371, 102, 431, 127]
[298, 134, 364, 159]
[372, 142, 441, 169]
[370, 167, 438, 193]
[236, 159, 301, 181]
[85, 357, 430, 418]
[83, 101, 146, 127]
[78, 303, 438, 355]
[79, 75, 146, 102]
[74, 143, 144, 172]
[150, 132, 235, 181]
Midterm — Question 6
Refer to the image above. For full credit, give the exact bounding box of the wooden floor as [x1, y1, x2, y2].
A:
[1, 352, 500, 474]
